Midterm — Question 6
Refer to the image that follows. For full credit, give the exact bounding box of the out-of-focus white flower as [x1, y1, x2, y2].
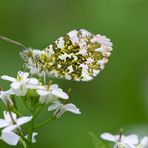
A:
[101, 132, 138, 148]
[48, 102, 81, 118]
[37, 84, 69, 104]
[25, 132, 38, 143]
[0, 89, 14, 106]
[1, 71, 39, 96]
[137, 137, 148, 148]
[1, 131, 19, 146]
[0, 111, 32, 133]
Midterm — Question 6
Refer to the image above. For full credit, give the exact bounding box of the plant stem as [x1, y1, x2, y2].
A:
[34, 116, 56, 129]
[22, 98, 31, 112]
[11, 106, 23, 116]
[33, 104, 45, 119]
[28, 119, 34, 148]
[28, 101, 36, 147]
[20, 138, 28, 148]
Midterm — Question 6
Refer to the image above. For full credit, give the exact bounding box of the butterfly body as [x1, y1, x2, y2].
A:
[20, 29, 113, 81]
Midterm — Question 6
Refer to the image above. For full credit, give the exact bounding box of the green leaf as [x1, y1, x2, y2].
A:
[89, 132, 110, 148]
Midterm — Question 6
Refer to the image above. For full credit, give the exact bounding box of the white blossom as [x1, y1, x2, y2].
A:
[0, 89, 14, 106]
[25, 132, 38, 143]
[101, 132, 138, 148]
[48, 102, 81, 118]
[0, 111, 32, 133]
[137, 137, 148, 148]
[37, 84, 69, 104]
[1, 131, 19, 146]
[1, 71, 39, 96]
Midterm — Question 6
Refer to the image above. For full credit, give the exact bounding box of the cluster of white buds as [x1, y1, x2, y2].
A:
[0, 71, 80, 146]
[101, 132, 148, 148]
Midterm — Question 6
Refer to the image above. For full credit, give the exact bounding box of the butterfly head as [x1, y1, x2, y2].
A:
[20, 48, 33, 62]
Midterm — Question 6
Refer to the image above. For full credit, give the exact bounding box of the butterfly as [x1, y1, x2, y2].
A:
[0, 29, 113, 81]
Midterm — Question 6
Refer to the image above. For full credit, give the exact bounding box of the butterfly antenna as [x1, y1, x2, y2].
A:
[0, 35, 26, 49]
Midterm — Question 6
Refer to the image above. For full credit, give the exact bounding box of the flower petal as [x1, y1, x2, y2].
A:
[0, 90, 14, 106]
[63, 103, 81, 114]
[4, 111, 17, 123]
[11, 83, 28, 96]
[1, 132, 19, 146]
[101, 133, 117, 142]
[25, 132, 38, 143]
[48, 102, 62, 111]
[2, 125, 18, 133]
[36, 85, 47, 90]
[124, 134, 139, 145]
[37, 89, 50, 96]
[17, 116, 32, 126]
[1, 75, 16, 82]
[39, 95, 53, 104]
[27, 78, 38, 85]
[52, 89, 69, 99]
[140, 136, 148, 146]
[50, 84, 59, 90]
[11, 82, 21, 90]
[26, 78, 39, 89]
[32, 132, 38, 143]
[18, 71, 29, 79]
[0, 119, 9, 128]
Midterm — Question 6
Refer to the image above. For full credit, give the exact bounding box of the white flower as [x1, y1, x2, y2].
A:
[101, 132, 138, 148]
[37, 84, 69, 104]
[0, 111, 32, 133]
[1, 71, 39, 96]
[48, 102, 81, 118]
[0, 89, 14, 106]
[25, 132, 38, 143]
[137, 137, 148, 148]
[1, 131, 19, 146]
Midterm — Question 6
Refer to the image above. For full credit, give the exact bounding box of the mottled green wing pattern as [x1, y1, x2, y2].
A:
[20, 29, 113, 81]
[43, 29, 112, 81]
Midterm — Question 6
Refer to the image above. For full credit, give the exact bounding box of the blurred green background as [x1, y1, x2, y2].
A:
[0, 0, 148, 147]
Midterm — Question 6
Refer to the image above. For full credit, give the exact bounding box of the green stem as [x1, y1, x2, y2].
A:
[28, 119, 34, 148]
[20, 138, 28, 148]
[11, 106, 23, 116]
[11, 95, 17, 109]
[33, 104, 45, 119]
[28, 103, 36, 147]
[34, 116, 56, 129]
[22, 99, 31, 112]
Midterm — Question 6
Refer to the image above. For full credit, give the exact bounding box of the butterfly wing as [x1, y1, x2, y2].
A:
[42, 29, 112, 81]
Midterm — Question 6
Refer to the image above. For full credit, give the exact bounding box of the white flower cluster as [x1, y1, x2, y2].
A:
[0, 71, 80, 146]
[101, 132, 148, 148]
[0, 111, 32, 145]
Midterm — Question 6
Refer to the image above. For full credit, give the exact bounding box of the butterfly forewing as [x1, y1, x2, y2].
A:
[21, 29, 113, 81]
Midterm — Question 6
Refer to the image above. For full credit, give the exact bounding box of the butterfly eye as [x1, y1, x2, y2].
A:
[20, 49, 33, 62]
[26, 50, 33, 57]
